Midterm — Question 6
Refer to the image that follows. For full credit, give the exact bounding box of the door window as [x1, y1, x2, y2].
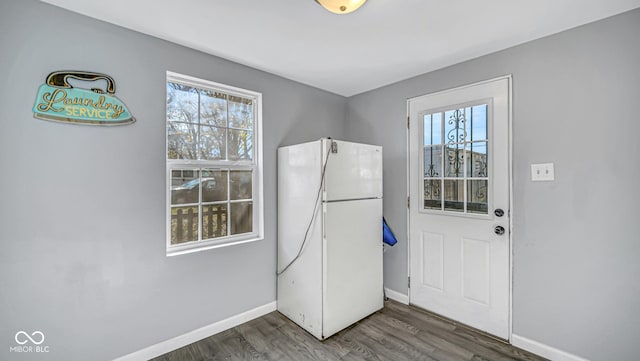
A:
[422, 103, 489, 214]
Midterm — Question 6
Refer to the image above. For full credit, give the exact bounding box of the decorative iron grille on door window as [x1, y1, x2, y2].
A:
[423, 104, 489, 214]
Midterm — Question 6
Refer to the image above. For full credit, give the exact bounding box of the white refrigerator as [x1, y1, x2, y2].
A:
[277, 138, 383, 340]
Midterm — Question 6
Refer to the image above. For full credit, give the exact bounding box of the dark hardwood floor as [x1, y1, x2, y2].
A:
[153, 300, 547, 361]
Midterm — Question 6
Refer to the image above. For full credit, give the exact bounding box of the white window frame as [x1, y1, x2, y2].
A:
[418, 99, 493, 219]
[166, 71, 264, 256]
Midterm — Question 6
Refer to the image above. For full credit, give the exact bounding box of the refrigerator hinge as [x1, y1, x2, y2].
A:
[407, 196, 410, 208]
[408, 276, 411, 289]
[407, 116, 410, 129]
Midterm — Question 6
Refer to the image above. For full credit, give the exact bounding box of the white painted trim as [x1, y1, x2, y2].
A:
[505, 74, 514, 342]
[385, 288, 409, 305]
[407, 75, 513, 102]
[512, 334, 591, 361]
[405, 101, 412, 304]
[112, 301, 277, 361]
[166, 236, 263, 257]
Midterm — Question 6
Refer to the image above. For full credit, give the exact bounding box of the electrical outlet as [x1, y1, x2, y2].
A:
[531, 163, 554, 181]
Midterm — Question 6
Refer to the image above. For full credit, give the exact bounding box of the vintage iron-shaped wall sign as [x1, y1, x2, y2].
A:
[33, 71, 135, 125]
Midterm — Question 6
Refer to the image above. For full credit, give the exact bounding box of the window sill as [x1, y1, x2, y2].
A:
[166, 234, 263, 257]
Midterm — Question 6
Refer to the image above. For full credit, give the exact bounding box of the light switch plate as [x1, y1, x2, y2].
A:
[531, 163, 554, 181]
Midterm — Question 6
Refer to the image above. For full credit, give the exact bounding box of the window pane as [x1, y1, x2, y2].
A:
[200, 90, 227, 127]
[417, 104, 490, 216]
[171, 170, 200, 205]
[202, 204, 228, 240]
[166, 75, 261, 251]
[167, 83, 198, 123]
[424, 179, 441, 210]
[230, 202, 253, 235]
[229, 96, 253, 129]
[444, 180, 464, 212]
[468, 180, 488, 214]
[230, 170, 252, 200]
[444, 108, 466, 144]
[228, 129, 253, 161]
[468, 104, 488, 141]
[199, 125, 226, 160]
[445, 144, 464, 178]
[424, 145, 442, 177]
[466, 141, 488, 178]
[423, 113, 442, 146]
[180, 170, 195, 178]
[168, 122, 198, 159]
[201, 169, 228, 202]
[171, 206, 199, 244]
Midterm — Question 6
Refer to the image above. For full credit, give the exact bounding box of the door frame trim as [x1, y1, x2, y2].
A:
[405, 74, 514, 342]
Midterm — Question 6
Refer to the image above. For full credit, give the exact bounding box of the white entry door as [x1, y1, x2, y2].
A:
[408, 77, 511, 339]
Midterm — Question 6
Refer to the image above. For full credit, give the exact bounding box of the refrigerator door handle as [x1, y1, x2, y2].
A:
[322, 203, 327, 238]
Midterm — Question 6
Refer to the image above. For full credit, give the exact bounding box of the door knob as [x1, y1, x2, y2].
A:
[494, 208, 504, 217]
[494, 225, 505, 235]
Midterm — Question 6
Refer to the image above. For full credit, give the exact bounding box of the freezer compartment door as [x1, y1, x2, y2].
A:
[322, 198, 383, 338]
[323, 140, 382, 201]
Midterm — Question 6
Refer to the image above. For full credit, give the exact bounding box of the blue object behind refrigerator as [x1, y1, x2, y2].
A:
[382, 218, 398, 246]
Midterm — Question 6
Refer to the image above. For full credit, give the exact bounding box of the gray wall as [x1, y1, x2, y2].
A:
[345, 8, 640, 361]
[2, 1, 639, 360]
[0, 1, 345, 360]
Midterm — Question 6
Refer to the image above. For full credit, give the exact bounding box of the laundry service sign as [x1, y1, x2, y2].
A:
[33, 71, 135, 125]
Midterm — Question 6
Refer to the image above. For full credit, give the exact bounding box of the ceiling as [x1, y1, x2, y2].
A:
[42, 0, 640, 96]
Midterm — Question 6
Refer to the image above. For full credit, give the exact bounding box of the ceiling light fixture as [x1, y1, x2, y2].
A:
[315, 0, 367, 14]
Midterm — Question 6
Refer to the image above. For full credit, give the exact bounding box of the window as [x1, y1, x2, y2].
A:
[422, 103, 489, 214]
[166, 72, 263, 255]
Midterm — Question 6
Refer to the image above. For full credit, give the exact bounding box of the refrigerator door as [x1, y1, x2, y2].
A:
[277, 141, 323, 270]
[323, 139, 382, 202]
[322, 198, 383, 338]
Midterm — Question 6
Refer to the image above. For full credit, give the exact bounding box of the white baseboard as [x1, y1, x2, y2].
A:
[512, 334, 590, 361]
[384, 288, 409, 305]
[113, 301, 277, 361]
